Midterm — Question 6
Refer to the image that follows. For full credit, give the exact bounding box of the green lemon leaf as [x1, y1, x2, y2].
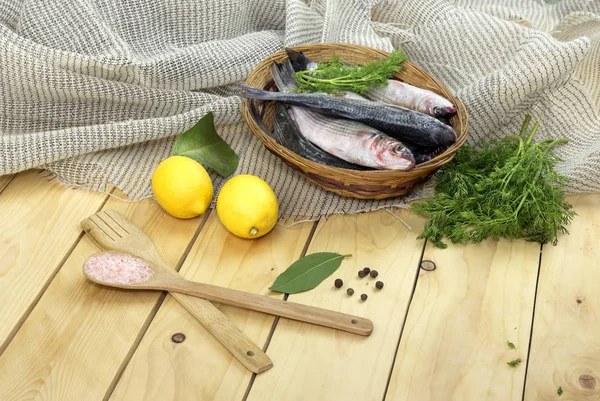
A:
[173, 112, 238, 177]
[269, 252, 352, 294]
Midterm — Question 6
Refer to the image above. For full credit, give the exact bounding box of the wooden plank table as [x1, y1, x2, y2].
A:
[0, 170, 598, 401]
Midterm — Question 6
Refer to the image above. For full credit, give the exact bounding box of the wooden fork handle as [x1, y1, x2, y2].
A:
[144, 256, 273, 374]
[170, 293, 273, 373]
[163, 278, 373, 336]
[79, 218, 274, 375]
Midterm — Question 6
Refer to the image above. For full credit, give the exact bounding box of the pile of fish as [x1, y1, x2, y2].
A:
[239, 49, 458, 171]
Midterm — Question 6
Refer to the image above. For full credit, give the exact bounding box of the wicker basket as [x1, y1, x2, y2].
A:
[240, 43, 468, 200]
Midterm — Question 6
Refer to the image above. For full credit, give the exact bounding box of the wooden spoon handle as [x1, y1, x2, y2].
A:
[147, 257, 273, 374]
[81, 212, 272, 373]
[170, 293, 272, 373]
[163, 278, 373, 336]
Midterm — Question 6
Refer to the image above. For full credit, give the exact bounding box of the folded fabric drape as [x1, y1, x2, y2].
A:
[1, 0, 598, 218]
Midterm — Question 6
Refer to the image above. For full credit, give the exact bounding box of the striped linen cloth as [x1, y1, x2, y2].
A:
[1, 0, 598, 218]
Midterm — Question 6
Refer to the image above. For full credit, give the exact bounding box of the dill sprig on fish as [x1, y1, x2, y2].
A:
[261, 61, 415, 170]
[412, 116, 576, 248]
[286, 48, 456, 118]
[239, 60, 457, 149]
[293, 49, 407, 95]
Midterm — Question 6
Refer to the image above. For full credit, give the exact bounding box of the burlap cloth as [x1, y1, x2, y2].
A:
[1, 0, 599, 218]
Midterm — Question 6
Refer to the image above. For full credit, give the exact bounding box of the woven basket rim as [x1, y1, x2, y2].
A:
[240, 42, 469, 192]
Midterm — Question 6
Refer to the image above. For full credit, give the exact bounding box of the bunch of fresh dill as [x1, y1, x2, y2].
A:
[294, 49, 407, 94]
[412, 116, 576, 248]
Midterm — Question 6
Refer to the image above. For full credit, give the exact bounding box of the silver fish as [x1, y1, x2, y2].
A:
[287, 106, 415, 170]
[239, 61, 457, 148]
[285, 48, 457, 117]
[270, 102, 368, 170]
[365, 80, 457, 117]
[268, 60, 414, 170]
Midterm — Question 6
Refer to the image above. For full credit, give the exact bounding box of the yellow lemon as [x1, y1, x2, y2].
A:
[216, 175, 278, 239]
[151, 156, 213, 219]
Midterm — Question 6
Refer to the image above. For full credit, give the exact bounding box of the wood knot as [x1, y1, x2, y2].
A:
[579, 374, 596, 389]
[420, 260, 436, 271]
[171, 333, 186, 343]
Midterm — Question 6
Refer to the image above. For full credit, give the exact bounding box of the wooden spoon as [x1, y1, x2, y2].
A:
[83, 251, 374, 336]
[81, 210, 272, 373]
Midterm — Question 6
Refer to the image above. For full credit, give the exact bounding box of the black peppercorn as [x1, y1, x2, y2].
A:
[362, 267, 371, 275]
[361, 293, 368, 301]
[375, 281, 384, 289]
[347, 288, 354, 296]
[334, 278, 343, 288]
[358, 270, 366, 278]
[370, 270, 378, 278]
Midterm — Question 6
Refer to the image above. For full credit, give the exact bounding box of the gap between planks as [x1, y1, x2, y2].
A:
[381, 239, 428, 400]
[106, 210, 316, 401]
[241, 220, 320, 401]
[383, 233, 541, 401]
[0, 184, 114, 356]
[379, 241, 544, 401]
[0, 189, 207, 401]
[0, 173, 17, 194]
[102, 210, 213, 401]
[522, 194, 600, 400]
[245, 210, 427, 401]
[520, 244, 543, 401]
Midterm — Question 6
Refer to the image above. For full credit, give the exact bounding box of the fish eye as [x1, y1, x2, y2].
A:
[433, 107, 443, 116]
[394, 145, 405, 153]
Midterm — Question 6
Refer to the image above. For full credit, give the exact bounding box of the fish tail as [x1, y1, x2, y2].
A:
[270, 61, 297, 92]
[237, 84, 278, 101]
[285, 48, 315, 72]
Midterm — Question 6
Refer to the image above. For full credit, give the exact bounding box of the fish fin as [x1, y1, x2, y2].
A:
[269, 61, 297, 92]
[286, 105, 296, 121]
[237, 84, 277, 100]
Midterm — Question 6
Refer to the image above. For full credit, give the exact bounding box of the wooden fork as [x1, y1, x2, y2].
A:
[80, 210, 273, 374]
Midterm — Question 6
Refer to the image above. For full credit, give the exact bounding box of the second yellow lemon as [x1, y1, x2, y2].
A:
[151, 156, 213, 219]
[216, 175, 278, 239]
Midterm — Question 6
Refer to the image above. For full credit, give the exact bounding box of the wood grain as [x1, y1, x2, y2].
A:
[524, 195, 600, 401]
[116, 264, 373, 336]
[385, 238, 540, 401]
[109, 213, 314, 401]
[246, 209, 426, 401]
[0, 173, 15, 193]
[0, 170, 109, 351]
[0, 192, 202, 401]
[81, 210, 273, 373]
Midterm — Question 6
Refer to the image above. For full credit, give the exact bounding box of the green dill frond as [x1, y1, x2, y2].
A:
[412, 116, 575, 249]
[294, 49, 407, 94]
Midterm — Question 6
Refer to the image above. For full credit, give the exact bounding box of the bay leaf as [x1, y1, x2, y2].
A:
[269, 252, 352, 294]
[173, 112, 238, 177]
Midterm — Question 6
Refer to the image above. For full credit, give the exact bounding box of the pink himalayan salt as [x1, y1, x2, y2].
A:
[84, 252, 153, 285]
